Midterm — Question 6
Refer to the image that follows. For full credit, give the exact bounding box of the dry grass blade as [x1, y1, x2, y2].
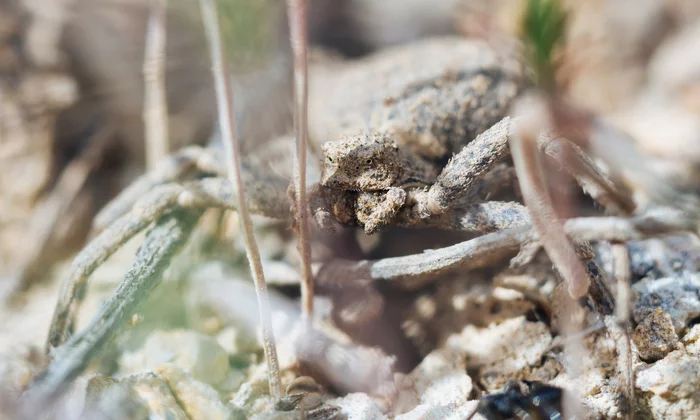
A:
[612, 243, 635, 419]
[511, 99, 590, 299]
[198, 0, 282, 398]
[286, 0, 314, 319]
[144, 0, 169, 170]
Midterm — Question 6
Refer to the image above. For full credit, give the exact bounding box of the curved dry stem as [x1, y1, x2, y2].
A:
[510, 105, 590, 299]
[48, 170, 304, 352]
[286, 0, 314, 320]
[611, 242, 634, 418]
[198, 0, 282, 398]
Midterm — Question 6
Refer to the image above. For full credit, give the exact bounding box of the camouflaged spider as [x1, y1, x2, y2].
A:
[45, 35, 537, 352]
[31, 28, 644, 415]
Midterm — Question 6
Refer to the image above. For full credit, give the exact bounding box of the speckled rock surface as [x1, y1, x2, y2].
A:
[636, 350, 700, 419]
[633, 275, 700, 333]
[407, 346, 473, 408]
[633, 307, 679, 362]
[327, 393, 387, 420]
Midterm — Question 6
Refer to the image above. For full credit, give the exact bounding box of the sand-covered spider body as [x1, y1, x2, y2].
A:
[27, 31, 672, 416]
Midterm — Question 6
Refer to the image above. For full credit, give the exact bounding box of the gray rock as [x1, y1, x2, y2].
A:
[157, 364, 234, 420]
[633, 307, 679, 362]
[636, 350, 700, 419]
[633, 275, 700, 333]
[408, 346, 472, 408]
[327, 393, 387, 420]
[682, 324, 700, 357]
[395, 402, 479, 420]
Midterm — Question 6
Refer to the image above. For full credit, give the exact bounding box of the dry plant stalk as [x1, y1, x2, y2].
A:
[510, 98, 590, 299]
[286, 0, 314, 319]
[198, 0, 282, 398]
[612, 242, 634, 419]
[144, 0, 169, 170]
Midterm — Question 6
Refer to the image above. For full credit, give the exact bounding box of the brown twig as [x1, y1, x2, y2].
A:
[285, 0, 314, 319]
[611, 242, 634, 419]
[198, 0, 282, 398]
[510, 97, 590, 299]
[143, 0, 169, 170]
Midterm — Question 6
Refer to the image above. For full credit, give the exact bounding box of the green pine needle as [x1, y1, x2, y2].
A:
[523, 0, 568, 90]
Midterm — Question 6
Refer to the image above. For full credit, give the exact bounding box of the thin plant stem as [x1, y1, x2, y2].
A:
[510, 98, 590, 299]
[198, 0, 282, 398]
[612, 242, 634, 419]
[285, 0, 314, 319]
[144, 0, 169, 170]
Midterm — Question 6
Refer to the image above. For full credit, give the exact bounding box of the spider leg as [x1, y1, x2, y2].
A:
[538, 135, 636, 215]
[28, 210, 202, 413]
[94, 146, 225, 230]
[47, 183, 190, 351]
[399, 199, 530, 233]
[49, 171, 294, 353]
[422, 117, 512, 216]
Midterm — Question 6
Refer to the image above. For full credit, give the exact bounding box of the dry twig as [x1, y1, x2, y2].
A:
[198, 0, 282, 398]
[510, 98, 590, 299]
[286, 0, 314, 319]
[611, 242, 634, 419]
[143, 0, 169, 170]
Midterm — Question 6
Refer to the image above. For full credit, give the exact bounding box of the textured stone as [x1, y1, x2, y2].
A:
[633, 308, 679, 362]
[327, 393, 387, 420]
[636, 350, 700, 419]
[633, 275, 700, 333]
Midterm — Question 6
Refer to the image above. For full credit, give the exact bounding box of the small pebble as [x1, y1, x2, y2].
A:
[633, 307, 679, 362]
